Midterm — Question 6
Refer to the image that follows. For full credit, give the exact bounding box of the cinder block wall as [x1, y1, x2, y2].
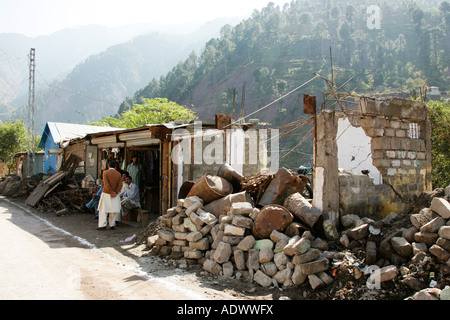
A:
[314, 97, 432, 221]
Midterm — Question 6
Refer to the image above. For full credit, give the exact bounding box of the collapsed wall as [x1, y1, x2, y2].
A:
[314, 97, 432, 220]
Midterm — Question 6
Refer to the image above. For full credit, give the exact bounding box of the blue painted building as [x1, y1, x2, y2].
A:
[38, 122, 119, 175]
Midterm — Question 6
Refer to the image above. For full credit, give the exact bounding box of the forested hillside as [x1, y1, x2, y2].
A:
[120, 0, 449, 169]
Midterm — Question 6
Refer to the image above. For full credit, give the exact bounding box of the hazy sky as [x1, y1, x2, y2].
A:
[0, 0, 290, 37]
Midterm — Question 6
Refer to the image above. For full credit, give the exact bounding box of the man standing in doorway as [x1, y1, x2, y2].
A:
[97, 160, 123, 230]
[127, 154, 144, 195]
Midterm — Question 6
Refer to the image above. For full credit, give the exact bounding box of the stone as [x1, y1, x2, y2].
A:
[436, 237, 450, 252]
[367, 265, 398, 285]
[188, 211, 204, 226]
[274, 252, 289, 269]
[261, 262, 278, 277]
[412, 242, 428, 254]
[414, 231, 439, 246]
[157, 229, 175, 242]
[283, 236, 311, 256]
[196, 209, 217, 226]
[270, 229, 290, 243]
[253, 270, 273, 287]
[340, 214, 360, 228]
[186, 231, 203, 242]
[292, 248, 321, 265]
[299, 257, 329, 275]
[273, 268, 292, 285]
[190, 237, 210, 251]
[183, 218, 198, 232]
[410, 288, 441, 300]
[185, 201, 204, 215]
[308, 274, 325, 290]
[237, 235, 256, 251]
[184, 249, 203, 259]
[317, 271, 334, 286]
[247, 249, 260, 270]
[211, 230, 224, 249]
[440, 286, 450, 300]
[430, 197, 450, 219]
[232, 215, 253, 229]
[340, 234, 350, 248]
[391, 237, 412, 257]
[311, 237, 328, 251]
[259, 248, 274, 263]
[183, 196, 203, 208]
[213, 242, 232, 264]
[420, 217, 446, 233]
[233, 249, 246, 270]
[429, 244, 450, 262]
[439, 226, 450, 240]
[253, 239, 274, 250]
[400, 276, 427, 291]
[203, 259, 223, 275]
[347, 224, 370, 240]
[171, 214, 184, 225]
[224, 224, 245, 237]
[292, 265, 307, 285]
[222, 235, 243, 246]
[410, 213, 430, 229]
[230, 202, 253, 215]
[222, 261, 234, 277]
[402, 226, 418, 243]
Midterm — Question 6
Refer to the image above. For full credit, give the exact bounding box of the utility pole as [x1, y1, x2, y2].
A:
[27, 48, 36, 177]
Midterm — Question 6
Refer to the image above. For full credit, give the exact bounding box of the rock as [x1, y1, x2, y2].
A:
[311, 237, 328, 251]
[183, 218, 198, 232]
[299, 257, 329, 275]
[274, 252, 289, 269]
[283, 236, 311, 256]
[440, 286, 450, 300]
[237, 235, 256, 251]
[410, 213, 430, 229]
[430, 197, 450, 219]
[412, 242, 428, 254]
[247, 249, 260, 270]
[253, 270, 273, 287]
[292, 265, 307, 285]
[391, 237, 412, 257]
[340, 234, 350, 248]
[400, 276, 427, 291]
[420, 217, 446, 233]
[308, 274, 325, 290]
[259, 248, 274, 263]
[213, 242, 232, 264]
[232, 215, 253, 229]
[340, 214, 360, 228]
[439, 226, 450, 240]
[157, 229, 175, 242]
[261, 262, 278, 277]
[253, 239, 274, 250]
[234, 249, 246, 270]
[222, 261, 234, 277]
[347, 224, 370, 240]
[317, 271, 334, 286]
[402, 226, 418, 243]
[436, 237, 450, 252]
[184, 249, 203, 259]
[414, 231, 439, 246]
[230, 202, 254, 215]
[186, 231, 203, 242]
[367, 265, 398, 285]
[190, 237, 210, 251]
[203, 259, 222, 275]
[323, 219, 339, 240]
[292, 248, 321, 265]
[183, 196, 204, 208]
[429, 244, 450, 262]
[273, 268, 292, 285]
[410, 288, 441, 300]
[270, 229, 290, 243]
[224, 224, 245, 237]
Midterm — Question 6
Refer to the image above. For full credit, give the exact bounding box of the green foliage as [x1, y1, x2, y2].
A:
[0, 120, 28, 174]
[427, 100, 450, 188]
[93, 98, 197, 128]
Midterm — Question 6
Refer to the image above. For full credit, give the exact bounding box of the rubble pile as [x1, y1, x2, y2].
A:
[148, 165, 450, 300]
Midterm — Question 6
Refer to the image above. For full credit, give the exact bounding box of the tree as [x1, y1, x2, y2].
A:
[92, 98, 197, 128]
[0, 120, 28, 175]
[427, 100, 450, 188]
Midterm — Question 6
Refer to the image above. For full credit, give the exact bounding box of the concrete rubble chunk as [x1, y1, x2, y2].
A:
[224, 224, 245, 237]
[439, 226, 450, 240]
[232, 214, 253, 229]
[203, 259, 222, 275]
[184, 249, 203, 259]
[292, 265, 307, 285]
[183, 196, 204, 208]
[270, 229, 290, 243]
[430, 197, 450, 219]
[253, 270, 273, 287]
[299, 257, 329, 275]
[259, 248, 274, 263]
[420, 217, 446, 233]
[233, 250, 246, 270]
[213, 242, 232, 264]
[429, 244, 450, 262]
[292, 248, 320, 265]
[347, 224, 370, 240]
[157, 229, 175, 242]
[186, 231, 203, 242]
[414, 231, 439, 246]
[237, 235, 256, 251]
[222, 261, 234, 277]
[284, 236, 311, 256]
[323, 219, 339, 240]
[391, 237, 413, 257]
[273, 268, 292, 285]
[308, 274, 325, 290]
[261, 262, 278, 277]
[230, 202, 254, 215]
[368, 265, 398, 284]
[253, 239, 274, 250]
[247, 249, 260, 270]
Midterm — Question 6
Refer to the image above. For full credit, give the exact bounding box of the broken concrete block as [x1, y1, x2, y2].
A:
[410, 213, 430, 229]
[259, 248, 274, 263]
[347, 224, 370, 240]
[230, 202, 253, 215]
[185, 201, 204, 215]
[232, 214, 253, 229]
[317, 271, 334, 286]
[166, 207, 177, 217]
[299, 257, 329, 275]
[158, 214, 172, 227]
[213, 242, 232, 264]
[420, 217, 446, 233]
[224, 224, 245, 237]
[414, 231, 439, 246]
[174, 232, 188, 240]
[186, 231, 203, 242]
[439, 226, 450, 240]
[247, 249, 260, 270]
[233, 249, 246, 270]
[273, 267, 292, 285]
[308, 274, 325, 290]
[237, 235, 256, 251]
[183, 218, 198, 232]
[253, 270, 273, 287]
[340, 214, 360, 228]
[222, 261, 234, 277]
[412, 242, 428, 255]
[203, 259, 222, 275]
[183, 196, 204, 208]
[436, 237, 450, 252]
[283, 236, 311, 256]
[429, 244, 450, 262]
[196, 209, 218, 226]
[292, 265, 307, 285]
[190, 237, 210, 251]
[368, 265, 398, 285]
[391, 237, 413, 257]
[323, 219, 339, 240]
[157, 229, 175, 242]
[184, 249, 203, 259]
[292, 248, 321, 265]
[366, 241, 377, 265]
[188, 211, 205, 226]
[274, 252, 289, 269]
[261, 262, 278, 277]
[270, 229, 290, 243]
[430, 197, 450, 219]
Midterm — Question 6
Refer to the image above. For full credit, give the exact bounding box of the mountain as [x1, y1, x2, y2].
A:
[121, 0, 449, 169]
[1, 18, 242, 131]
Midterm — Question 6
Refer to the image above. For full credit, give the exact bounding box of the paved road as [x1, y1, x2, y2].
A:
[0, 197, 210, 300]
